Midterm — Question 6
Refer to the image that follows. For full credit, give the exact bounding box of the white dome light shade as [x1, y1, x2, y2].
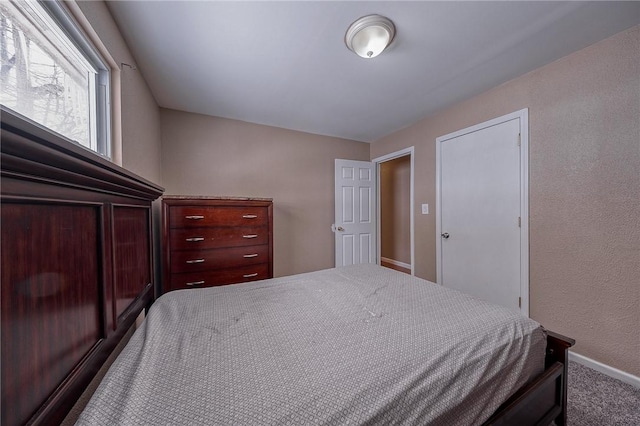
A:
[345, 15, 395, 59]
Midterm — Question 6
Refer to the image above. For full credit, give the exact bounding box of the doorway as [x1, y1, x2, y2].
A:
[379, 156, 411, 274]
[373, 147, 414, 275]
[333, 149, 414, 273]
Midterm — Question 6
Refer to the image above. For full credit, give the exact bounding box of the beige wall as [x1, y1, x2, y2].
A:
[371, 26, 640, 376]
[160, 109, 369, 277]
[380, 156, 411, 265]
[77, 1, 162, 185]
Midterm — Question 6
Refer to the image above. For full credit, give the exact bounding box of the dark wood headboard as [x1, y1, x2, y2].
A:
[1, 108, 164, 426]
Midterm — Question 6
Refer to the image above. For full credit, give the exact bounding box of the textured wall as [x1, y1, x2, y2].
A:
[77, 1, 162, 185]
[380, 156, 411, 265]
[160, 109, 369, 277]
[371, 26, 640, 376]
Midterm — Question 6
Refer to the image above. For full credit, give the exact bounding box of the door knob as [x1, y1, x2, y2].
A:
[331, 224, 345, 232]
[441, 232, 450, 239]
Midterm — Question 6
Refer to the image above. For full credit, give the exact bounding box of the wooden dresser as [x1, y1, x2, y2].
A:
[162, 197, 273, 292]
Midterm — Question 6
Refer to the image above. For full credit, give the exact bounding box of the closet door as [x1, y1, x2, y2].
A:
[436, 110, 528, 314]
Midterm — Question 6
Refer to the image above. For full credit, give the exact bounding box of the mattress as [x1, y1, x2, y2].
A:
[77, 264, 546, 425]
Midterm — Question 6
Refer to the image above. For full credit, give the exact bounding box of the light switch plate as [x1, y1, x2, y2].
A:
[421, 203, 429, 215]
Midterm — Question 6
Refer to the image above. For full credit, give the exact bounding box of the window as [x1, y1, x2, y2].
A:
[0, 0, 110, 157]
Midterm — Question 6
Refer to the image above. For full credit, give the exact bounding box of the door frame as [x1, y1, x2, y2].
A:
[372, 146, 415, 276]
[435, 109, 529, 315]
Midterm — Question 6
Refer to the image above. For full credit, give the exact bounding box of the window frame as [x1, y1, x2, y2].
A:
[1, 0, 112, 158]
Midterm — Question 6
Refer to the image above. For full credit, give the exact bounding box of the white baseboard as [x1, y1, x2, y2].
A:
[569, 351, 640, 388]
[380, 257, 411, 270]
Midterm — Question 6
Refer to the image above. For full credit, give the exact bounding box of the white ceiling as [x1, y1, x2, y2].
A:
[106, 1, 639, 142]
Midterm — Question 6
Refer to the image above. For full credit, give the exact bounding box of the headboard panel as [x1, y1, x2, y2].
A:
[1, 108, 163, 426]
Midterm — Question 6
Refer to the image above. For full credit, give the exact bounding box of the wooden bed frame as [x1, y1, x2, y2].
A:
[1, 109, 574, 426]
[483, 330, 575, 426]
[1, 108, 162, 426]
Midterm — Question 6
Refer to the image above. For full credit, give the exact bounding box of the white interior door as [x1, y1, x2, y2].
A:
[436, 110, 529, 314]
[334, 159, 376, 267]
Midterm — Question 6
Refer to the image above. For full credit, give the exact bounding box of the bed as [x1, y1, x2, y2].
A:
[76, 264, 571, 426]
[1, 109, 574, 426]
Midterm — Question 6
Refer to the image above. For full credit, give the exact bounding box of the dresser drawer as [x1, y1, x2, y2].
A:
[170, 263, 269, 290]
[170, 244, 269, 273]
[169, 226, 268, 251]
[169, 206, 268, 228]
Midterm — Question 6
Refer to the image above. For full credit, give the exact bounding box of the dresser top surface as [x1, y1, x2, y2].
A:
[163, 195, 273, 202]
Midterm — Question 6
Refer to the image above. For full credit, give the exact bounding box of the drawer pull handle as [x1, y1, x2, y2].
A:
[242, 234, 258, 239]
[186, 280, 205, 286]
[186, 258, 205, 264]
[185, 237, 205, 242]
[185, 215, 204, 220]
[242, 214, 258, 219]
[243, 253, 259, 258]
[243, 273, 258, 278]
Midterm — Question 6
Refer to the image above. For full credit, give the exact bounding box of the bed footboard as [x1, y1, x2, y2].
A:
[484, 330, 575, 426]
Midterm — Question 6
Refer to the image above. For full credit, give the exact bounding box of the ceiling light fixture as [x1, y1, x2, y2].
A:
[345, 14, 396, 59]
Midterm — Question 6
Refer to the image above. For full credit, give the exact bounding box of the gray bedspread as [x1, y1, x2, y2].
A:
[77, 264, 546, 425]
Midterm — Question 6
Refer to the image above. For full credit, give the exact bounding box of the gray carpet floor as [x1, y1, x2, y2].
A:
[567, 361, 640, 425]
